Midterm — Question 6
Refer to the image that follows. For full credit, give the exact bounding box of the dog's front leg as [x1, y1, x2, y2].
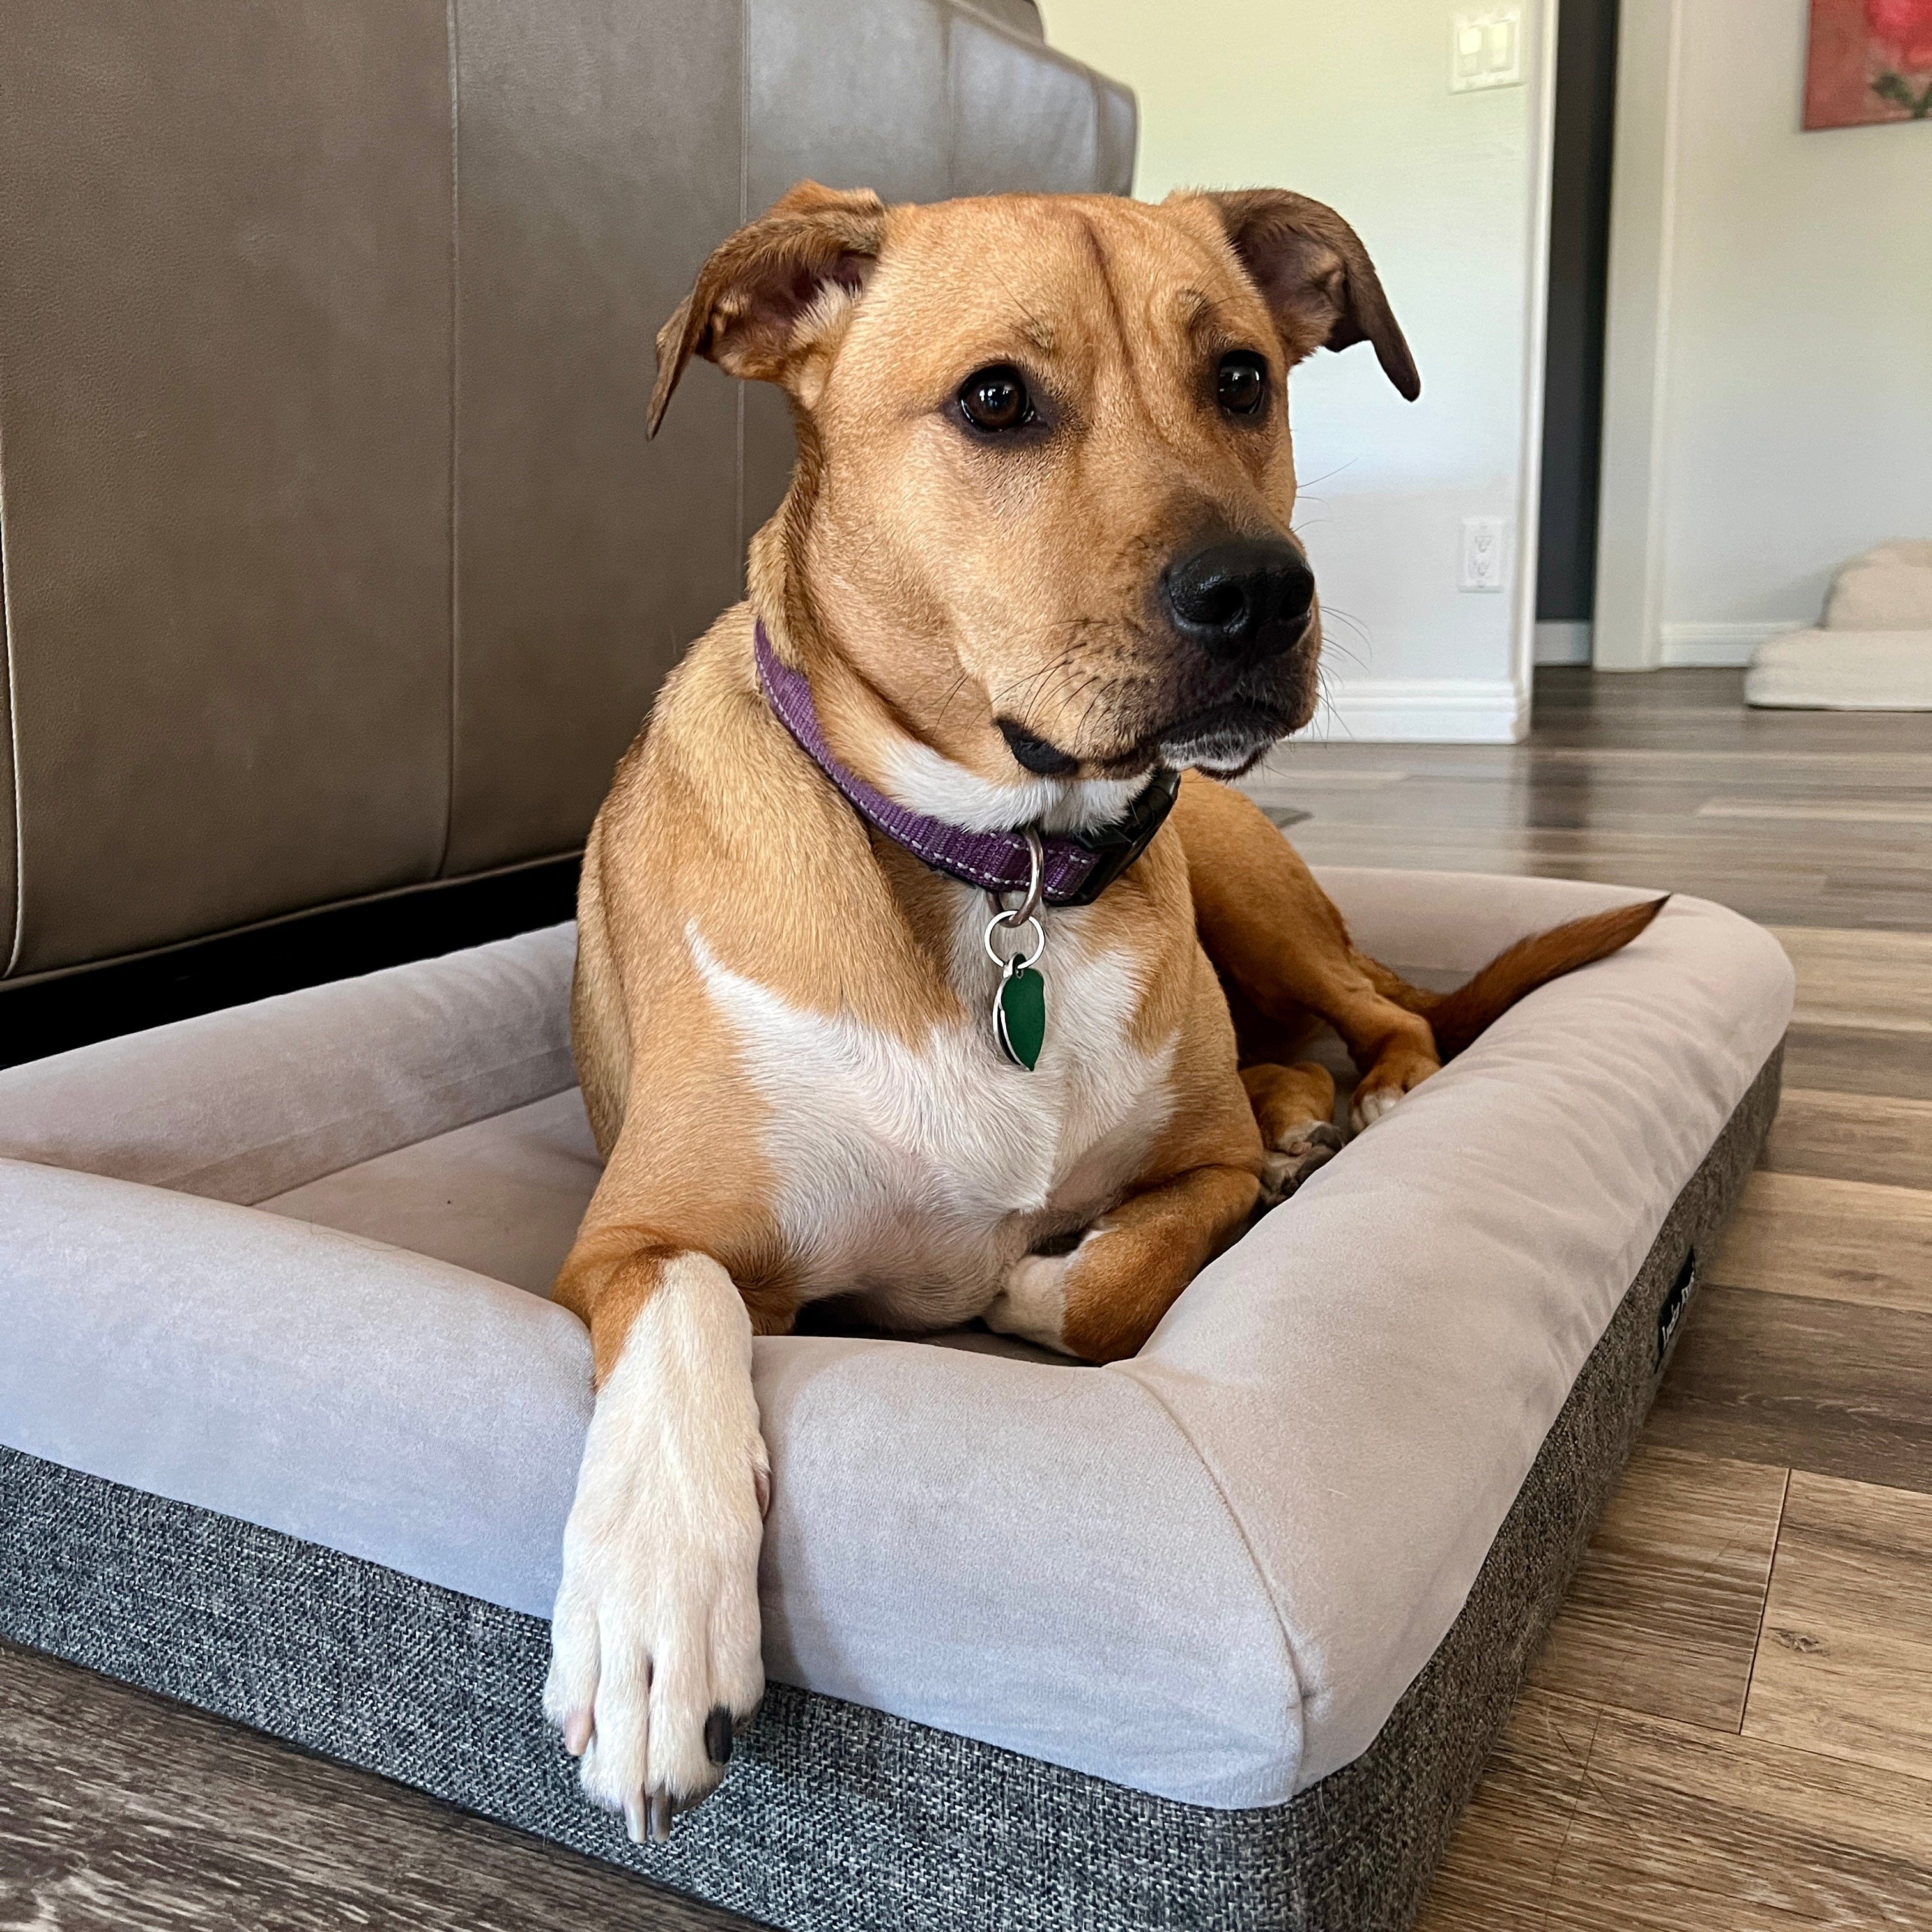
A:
[544, 1230, 769, 1842]
[988, 1163, 1261, 1364]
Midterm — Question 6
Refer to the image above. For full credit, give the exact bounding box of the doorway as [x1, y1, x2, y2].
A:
[1533, 0, 1619, 673]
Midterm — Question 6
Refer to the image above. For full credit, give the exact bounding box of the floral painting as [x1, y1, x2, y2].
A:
[1805, 0, 1932, 126]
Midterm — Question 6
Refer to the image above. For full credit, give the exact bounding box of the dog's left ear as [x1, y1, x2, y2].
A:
[649, 181, 888, 435]
[1188, 189, 1420, 402]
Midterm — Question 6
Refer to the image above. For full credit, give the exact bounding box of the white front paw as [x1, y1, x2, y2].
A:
[985, 1247, 1078, 1354]
[544, 1253, 769, 1842]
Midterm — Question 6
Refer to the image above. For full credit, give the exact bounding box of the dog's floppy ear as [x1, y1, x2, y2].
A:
[648, 182, 888, 435]
[1191, 189, 1420, 402]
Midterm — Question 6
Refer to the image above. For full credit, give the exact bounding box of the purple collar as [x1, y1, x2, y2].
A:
[753, 623, 1180, 908]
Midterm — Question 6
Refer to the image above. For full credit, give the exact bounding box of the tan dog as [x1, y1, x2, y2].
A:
[542, 183, 1661, 1841]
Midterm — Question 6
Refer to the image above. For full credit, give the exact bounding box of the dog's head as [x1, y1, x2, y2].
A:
[651, 184, 1416, 793]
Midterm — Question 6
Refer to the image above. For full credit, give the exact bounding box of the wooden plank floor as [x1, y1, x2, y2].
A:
[0, 1643, 756, 1931]
[8, 667, 1932, 1928]
[1271, 670, 1932, 1931]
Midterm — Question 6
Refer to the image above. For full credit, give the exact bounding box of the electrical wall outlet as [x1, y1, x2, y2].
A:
[1460, 516, 1507, 591]
[1450, 6, 1524, 93]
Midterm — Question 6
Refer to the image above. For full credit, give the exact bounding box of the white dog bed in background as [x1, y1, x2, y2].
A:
[1747, 540, 1932, 709]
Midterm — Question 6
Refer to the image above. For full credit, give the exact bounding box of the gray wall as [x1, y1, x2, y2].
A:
[1535, 0, 1619, 624]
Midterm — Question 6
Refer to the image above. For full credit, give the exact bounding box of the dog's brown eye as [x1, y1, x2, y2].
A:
[958, 365, 1032, 433]
[1218, 351, 1268, 417]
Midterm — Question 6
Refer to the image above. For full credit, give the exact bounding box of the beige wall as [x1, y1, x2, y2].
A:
[1597, 0, 1932, 670]
[1044, 0, 1557, 739]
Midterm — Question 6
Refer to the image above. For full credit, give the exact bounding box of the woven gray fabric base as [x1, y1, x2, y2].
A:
[0, 1049, 1779, 1932]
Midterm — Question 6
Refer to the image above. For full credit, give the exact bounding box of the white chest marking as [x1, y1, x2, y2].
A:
[689, 907, 1176, 1329]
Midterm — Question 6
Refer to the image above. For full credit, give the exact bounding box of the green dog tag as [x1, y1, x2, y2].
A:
[994, 963, 1046, 1071]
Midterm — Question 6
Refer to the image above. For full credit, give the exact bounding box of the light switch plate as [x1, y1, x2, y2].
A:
[1450, 6, 1524, 93]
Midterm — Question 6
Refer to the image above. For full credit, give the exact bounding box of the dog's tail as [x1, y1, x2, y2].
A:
[1368, 896, 1670, 1061]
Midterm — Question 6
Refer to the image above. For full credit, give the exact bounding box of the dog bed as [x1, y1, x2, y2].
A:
[0, 867, 1792, 1932]
[1747, 540, 1932, 710]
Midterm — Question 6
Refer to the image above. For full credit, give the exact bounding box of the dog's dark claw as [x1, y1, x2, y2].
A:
[650, 1793, 673, 1843]
[705, 1705, 735, 1765]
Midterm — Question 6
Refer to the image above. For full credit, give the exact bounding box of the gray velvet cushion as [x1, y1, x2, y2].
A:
[1, 1052, 1781, 1932]
[263, 1088, 602, 1294]
[0, 870, 1793, 1807]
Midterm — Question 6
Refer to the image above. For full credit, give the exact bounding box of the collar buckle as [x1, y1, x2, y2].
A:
[1050, 769, 1183, 907]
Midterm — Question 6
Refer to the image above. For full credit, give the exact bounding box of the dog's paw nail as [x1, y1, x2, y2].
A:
[1259, 1119, 1346, 1205]
[625, 1797, 648, 1844]
[650, 1793, 674, 1843]
[562, 1709, 593, 1757]
[705, 1705, 735, 1766]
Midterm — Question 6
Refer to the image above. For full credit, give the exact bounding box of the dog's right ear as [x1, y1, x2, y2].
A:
[648, 182, 888, 436]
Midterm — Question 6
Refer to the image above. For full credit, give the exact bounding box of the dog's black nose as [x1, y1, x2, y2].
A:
[1162, 538, 1315, 661]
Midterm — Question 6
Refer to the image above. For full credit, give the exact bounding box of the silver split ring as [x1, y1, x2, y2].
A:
[983, 910, 1045, 971]
[987, 827, 1045, 926]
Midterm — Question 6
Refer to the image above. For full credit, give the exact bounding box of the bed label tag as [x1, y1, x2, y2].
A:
[1656, 1250, 1698, 1369]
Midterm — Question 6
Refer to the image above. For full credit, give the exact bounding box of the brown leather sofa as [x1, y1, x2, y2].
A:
[0, 0, 1132, 1052]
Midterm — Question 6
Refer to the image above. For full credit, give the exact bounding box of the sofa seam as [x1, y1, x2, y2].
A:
[0, 366, 24, 978]
[942, 3, 958, 196]
[1112, 1367, 1310, 1797]
[435, 0, 463, 880]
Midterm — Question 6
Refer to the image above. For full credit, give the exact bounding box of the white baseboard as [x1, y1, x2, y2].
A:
[1308, 678, 1526, 744]
[1535, 620, 1593, 665]
[1658, 620, 1802, 668]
